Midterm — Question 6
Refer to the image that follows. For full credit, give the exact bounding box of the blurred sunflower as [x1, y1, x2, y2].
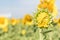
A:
[0, 17, 8, 28]
[17, 18, 21, 24]
[37, 2, 48, 10]
[0, 17, 8, 32]
[53, 18, 58, 23]
[22, 14, 33, 25]
[10, 18, 18, 26]
[53, 18, 60, 26]
[37, 12, 50, 27]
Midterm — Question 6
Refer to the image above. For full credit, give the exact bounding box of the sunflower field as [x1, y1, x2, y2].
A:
[0, 0, 60, 40]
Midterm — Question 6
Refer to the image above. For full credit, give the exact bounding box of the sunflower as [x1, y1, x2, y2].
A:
[53, 18, 58, 23]
[37, 2, 48, 10]
[0, 17, 8, 28]
[0, 17, 8, 32]
[22, 14, 33, 25]
[37, 12, 50, 27]
[16, 18, 21, 24]
[10, 18, 18, 26]
[53, 18, 60, 26]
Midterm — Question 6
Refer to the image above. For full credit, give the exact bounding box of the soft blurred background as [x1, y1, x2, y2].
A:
[0, 0, 60, 18]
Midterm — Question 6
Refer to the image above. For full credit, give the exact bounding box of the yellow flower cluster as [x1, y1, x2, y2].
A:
[10, 18, 19, 26]
[0, 14, 33, 33]
[38, 0, 58, 17]
[0, 0, 59, 40]
[0, 0, 58, 35]
[34, 0, 58, 28]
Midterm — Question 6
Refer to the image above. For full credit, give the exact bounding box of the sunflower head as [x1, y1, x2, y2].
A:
[36, 12, 51, 28]
[10, 18, 17, 26]
[37, 2, 48, 10]
[0, 17, 8, 29]
[16, 18, 21, 24]
[22, 14, 33, 25]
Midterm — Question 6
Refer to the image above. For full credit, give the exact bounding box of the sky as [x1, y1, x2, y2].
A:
[0, 0, 60, 18]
